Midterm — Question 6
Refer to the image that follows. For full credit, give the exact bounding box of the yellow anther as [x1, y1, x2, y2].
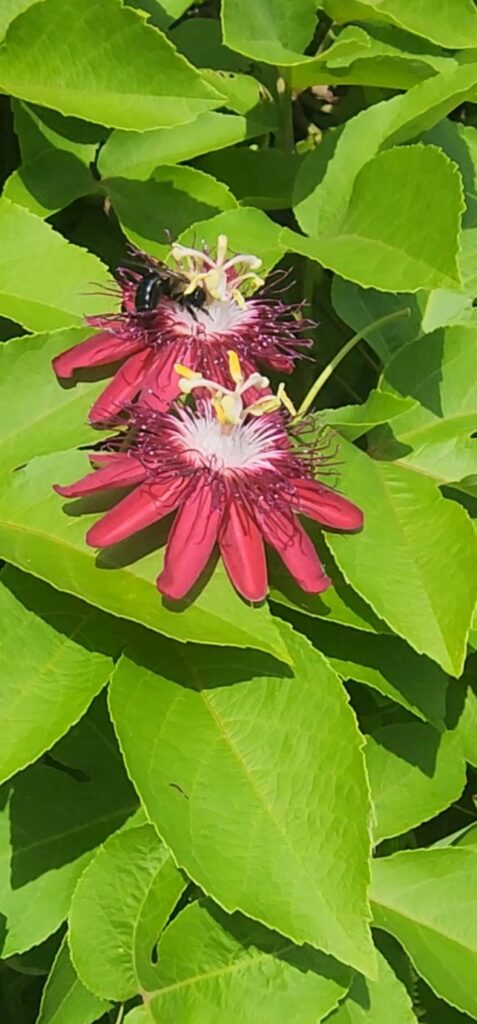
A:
[231, 288, 246, 308]
[277, 382, 297, 417]
[174, 363, 201, 380]
[247, 396, 282, 417]
[227, 350, 243, 385]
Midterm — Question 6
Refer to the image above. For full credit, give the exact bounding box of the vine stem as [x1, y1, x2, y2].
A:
[294, 307, 411, 421]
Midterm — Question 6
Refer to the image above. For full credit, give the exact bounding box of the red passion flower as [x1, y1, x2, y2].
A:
[54, 355, 363, 603]
[52, 235, 313, 424]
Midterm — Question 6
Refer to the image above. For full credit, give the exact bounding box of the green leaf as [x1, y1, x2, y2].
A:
[176, 206, 284, 276]
[109, 622, 376, 976]
[454, 666, 477, 767]
[4, 150, 97, 218]
[69, 824, 185, 1001]
[221, 0, 318, 64]
[148, 900, 351, 1024]
[105, 165, 237, 257]
[327, 948, 417, 1023]
[171, 17, 251, 72]
[196, 149, 304, 210]
[371, 847, 477, 1018]
[0, 697, 137, 955]
[0, 328, 108, 473]
[13, 100, 105, 166]
[365, 723, 466, 843]
[372, 324, 477, 490]
[0, 0, 37, 42]
[0, 567, 121, 785]
[291, 25, 455, 92]
[0, 200, 115, 331]
[285, 145, 464, 292]
[322, 391, 416, 443]
[321, 0, 477, 50]
[286, 616, 449, 726]
[98, 110, 276, 179]
[323, 440, 477, 676]
[0, 449, 290, 661]
[294, 64, 477, 240]
[36, 935, 110, 1024]
[0, 0, 222, 130]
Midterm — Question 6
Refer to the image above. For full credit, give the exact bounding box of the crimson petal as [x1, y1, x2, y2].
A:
[53, 455, 146, 498]
[157, 484, 222, 600]
[89, 348, 155, 423]
[255, 507, 331, 593]
[219, 500, 267, 602]
[86, 478, 184, 548]
[139, 342, 189, 411]
[292, 478, 363, 531]
[52, 331, 144, 379]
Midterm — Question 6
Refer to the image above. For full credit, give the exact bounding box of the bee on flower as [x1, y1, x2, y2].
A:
[54, 353, 363, 602]
[52, 235, 314, 425]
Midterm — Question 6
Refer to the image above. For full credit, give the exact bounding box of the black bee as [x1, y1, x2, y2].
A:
[134, 267, 207, 319]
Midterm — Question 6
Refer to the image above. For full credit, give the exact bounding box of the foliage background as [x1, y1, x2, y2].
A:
[0, 1, 476, 1021]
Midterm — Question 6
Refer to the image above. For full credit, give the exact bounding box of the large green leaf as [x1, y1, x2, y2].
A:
[148, 900, 351, 1024]
[221, 0, 317, 64]
[321, 0, 477, 50]
[98, 109, 276, 179]
[327, 948, 417, 1023]
[0, 567, 120, 785]
[0, 200, 114, 331]
[285, 615, 449, 726]
[0, 449, 290, 661]
[4, 150, 97, 218]
[365, 723, 466, 843]
[109, 622, 376, 976]
[69, 825, 186, 1001]
[371, 848, 477, 1018]
[323, 440, 477, 676]
[290, 26, 455, 92]
[285, 144, 464, 292]
[372, 325, 477, 491]
[0, 328, 107, 473]
[105, 166, 237, 257]
[36, 935, 111, 1024]
[293, 65, 477, 241]
[0, 697, 137, 955]
[0, 0, 37, 41]
[0, 0, 222, 130]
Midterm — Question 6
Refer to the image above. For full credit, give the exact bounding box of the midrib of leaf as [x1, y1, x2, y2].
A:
[372, 898, 477, 954]
[150, 937, 294, 997]
[171, 640, 370, 947]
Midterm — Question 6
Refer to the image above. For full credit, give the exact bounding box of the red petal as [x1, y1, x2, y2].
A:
[157, 484, 222, 600]
[86, 478, 184, 548]
[219, 500, 267, 601]
[255, 507, 331, 593]
[89, 348, 154, 423]
[53, 455, 146, 497]
[52, 331, 144, 379]
[140, 343, 187, 412]
[292, 478, 363, 531]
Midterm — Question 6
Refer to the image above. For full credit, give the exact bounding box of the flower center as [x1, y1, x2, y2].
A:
[169, 297, 253, 336]
[173, 407, 288, 473]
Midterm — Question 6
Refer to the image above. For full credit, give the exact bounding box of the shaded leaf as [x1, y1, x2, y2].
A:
[0, 697, 137, 955]
[0, 567, 120, 785]
[36, 935, 110, 1024]
[326, 948, 417, 1023]
[365, 723, 466, 843]
[371, 847, 477, 1018]
[221, 0, 317, 65]
[321, 0, 477, 50]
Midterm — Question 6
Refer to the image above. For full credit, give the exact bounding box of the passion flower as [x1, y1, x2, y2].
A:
[52, 235, 313, 424]
[54, 355, 363, 602]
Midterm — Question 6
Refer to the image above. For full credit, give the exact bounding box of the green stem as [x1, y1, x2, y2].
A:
[295, 307, 411, 420]
[276, 68, 294, 152]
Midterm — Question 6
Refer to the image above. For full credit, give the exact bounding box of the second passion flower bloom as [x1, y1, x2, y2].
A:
[54, 355, 363, 602]
[52, 235, 314, 424]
